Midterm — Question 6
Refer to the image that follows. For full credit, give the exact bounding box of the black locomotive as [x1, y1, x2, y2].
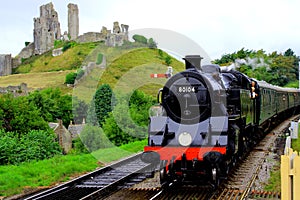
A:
[141, 55, 300, 187]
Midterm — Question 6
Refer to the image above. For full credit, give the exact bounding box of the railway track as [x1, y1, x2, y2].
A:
[105, 115, 297, 199]
[23, 153, 152, 200]
[209, 115, 297, 200]
[22, 116, 296, 199]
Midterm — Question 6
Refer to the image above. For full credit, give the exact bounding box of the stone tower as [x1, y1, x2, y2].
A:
[0, 54, 12, 76]
[68, 3, 79, 40]
[33, 2, 61, 54]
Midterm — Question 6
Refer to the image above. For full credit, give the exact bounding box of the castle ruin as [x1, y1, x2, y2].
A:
[33, 2, 61, 55]
[0, 54, 12, 76]
[76, 21, 129, 47]
[0, 2, 129, 76]
[68, 3, 79, 40]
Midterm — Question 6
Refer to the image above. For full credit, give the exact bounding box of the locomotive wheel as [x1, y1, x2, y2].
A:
[212, 168, 220, 188]
[169, 157, 176, 179]
[159, 160, 168, 185]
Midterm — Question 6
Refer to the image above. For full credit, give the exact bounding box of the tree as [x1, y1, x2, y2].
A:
[132, 34, 148, 44]
[0, 94, 48, 134]
[86, 100, 98, 126]
[148, 38, 157, 49]
[94, 84, 115, 127]
[79, 124, 112, 152]
[72, 97, 88, 124]
[102, 90, 155, 146]
[28, 88, 73, 127]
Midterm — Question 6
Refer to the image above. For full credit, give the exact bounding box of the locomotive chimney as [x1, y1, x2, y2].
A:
[183, 55, 203, 70]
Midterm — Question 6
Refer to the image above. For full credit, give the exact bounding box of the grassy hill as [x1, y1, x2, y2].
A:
[15, 42, 101, 73]
[73, 47, 185, 103]
[0, 41, 185, 102]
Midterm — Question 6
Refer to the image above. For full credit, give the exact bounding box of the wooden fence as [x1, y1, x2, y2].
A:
[281, 148, 300, 200]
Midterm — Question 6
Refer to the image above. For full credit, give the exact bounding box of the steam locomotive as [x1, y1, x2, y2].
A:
[141, 55, 300, 187]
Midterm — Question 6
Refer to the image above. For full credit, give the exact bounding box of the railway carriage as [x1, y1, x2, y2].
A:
[141, 55, 300, 187]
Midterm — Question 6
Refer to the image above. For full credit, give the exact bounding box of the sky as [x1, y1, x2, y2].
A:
[0, 0, 300, 60]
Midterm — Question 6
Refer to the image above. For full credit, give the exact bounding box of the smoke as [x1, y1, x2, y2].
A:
[234, 57, 270, 70]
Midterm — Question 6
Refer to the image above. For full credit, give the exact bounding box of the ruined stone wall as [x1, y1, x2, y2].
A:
[33, 2, 61, 54]
[0, 54, 12, 76]
[75, 32, 105, 43]
[0, 83, 29, 96]
[105, 22, 129, 47]
[76, 22, 129, 46]
[13, 43, 36, 68]
[68, 3, 79, 40]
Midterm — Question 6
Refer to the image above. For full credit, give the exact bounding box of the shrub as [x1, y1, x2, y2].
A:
[0, 94, 49, 133]
[62, 41, 77, 52]
[65, 72, 77, 84]
[96, 53, 103, 65]
[54, 40, 63, 48]
[164, 55, 172, 66]
[79, 125, 113, 152]
[0, 129, 61, 165]
[132, 34, 148, 44]
[148, 38, 157, 49]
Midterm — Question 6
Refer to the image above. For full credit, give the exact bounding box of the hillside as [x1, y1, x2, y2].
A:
[73, 47, 185, 103]
[0, 42, 185, 101]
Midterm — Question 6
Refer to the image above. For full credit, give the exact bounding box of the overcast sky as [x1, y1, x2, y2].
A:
[0, 0, 300, 60]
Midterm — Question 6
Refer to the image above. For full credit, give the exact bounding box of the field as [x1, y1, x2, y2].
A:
[0, 70, 73, 94]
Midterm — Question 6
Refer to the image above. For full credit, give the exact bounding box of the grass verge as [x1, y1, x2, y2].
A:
[0, 139, 147, 197]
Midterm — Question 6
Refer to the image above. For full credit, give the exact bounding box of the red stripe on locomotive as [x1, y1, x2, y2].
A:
[144, 146, 226, 161]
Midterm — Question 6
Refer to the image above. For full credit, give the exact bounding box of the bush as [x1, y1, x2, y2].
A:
[0, 94, 49, 133]
[65, 72, 77, 84]
[54, 40, 63, 48]
[62, 41, 77, 52]
[148, 38, 157, 49]
[164, 55, 172, 66]
[79, 125, 113, 152]
[0, 129, 61, 165]
[96, 53, 103, 65]
[132, 34, 148, 44]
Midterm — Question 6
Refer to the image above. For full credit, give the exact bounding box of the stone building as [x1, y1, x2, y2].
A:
[68, 119, 86, 138]
[0, 54, 12, 76]
[49, 119, 72, 154]
[68, 3, 79, 40]
[33, 2, 61, 54]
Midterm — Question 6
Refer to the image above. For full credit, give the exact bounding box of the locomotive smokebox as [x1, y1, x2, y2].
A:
[183, 55, 203, 70]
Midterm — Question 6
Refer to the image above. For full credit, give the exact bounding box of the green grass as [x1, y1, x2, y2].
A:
[72, 47, 185, 103]
[0, 70, 73, 93]
[264, 165, 281, 192]
[1, 42, 184, 101]
[291, 124, 300, 152]
[0, 139, 147, 197]
[284, 80, 299, 88]
[15, 42, 100, 73]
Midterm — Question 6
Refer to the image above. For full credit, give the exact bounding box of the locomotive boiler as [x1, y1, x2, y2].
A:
[141, 55, 300, 187]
